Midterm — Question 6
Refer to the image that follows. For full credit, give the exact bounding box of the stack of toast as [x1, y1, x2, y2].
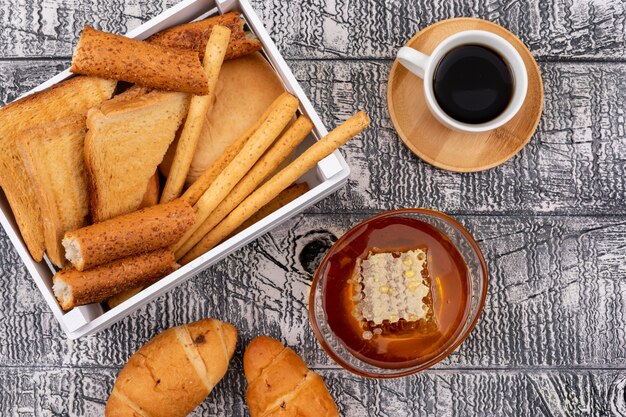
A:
[0, 10, 369, 313]
[0, 12, 259, 271]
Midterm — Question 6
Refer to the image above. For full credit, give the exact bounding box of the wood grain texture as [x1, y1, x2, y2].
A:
[0, 367, 624, 417]
[1, 0, 626, 416]
[1, 0, 626, 60]
[2, 59, 626, 215]
[1, 214, 625, 373]
[291, 60, 626, 215]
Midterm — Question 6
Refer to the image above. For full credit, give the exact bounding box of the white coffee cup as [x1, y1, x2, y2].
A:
[396, 30, 528, 133]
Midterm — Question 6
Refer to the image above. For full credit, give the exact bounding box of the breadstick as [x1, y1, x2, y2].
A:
[71, 26, 209, 95]
[53, 248, 177, 310]
[180, 111, 370, 264]
[171, 92, 299, 254]
[231, 182, 310, 236]
[182, 97, 280, 205]
[161, 26, 231, 204]
[63, 199, 194, 271]
[175, 116, 312, 259]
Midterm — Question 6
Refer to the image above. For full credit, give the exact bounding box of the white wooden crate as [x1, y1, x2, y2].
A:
[0, 0, 350, 339]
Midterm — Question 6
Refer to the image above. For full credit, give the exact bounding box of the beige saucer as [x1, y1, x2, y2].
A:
[387, 18, 544, 172]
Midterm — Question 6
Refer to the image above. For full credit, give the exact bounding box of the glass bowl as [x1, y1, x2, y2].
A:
[308, 208, 488, 378]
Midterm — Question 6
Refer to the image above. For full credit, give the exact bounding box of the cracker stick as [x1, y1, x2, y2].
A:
[161, 26, 231, 204]
[175, 116, 312, 259]
[180, 111, 370, 264]
[182, 97, 278, 205]
[171, 92, 299, 254]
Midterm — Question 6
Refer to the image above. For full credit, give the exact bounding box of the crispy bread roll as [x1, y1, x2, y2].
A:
[105, 172, 162, 307]
[147, 11, 262, 61]
[160, 52, 286, 185]
[244, 336, 339, 417]
[52, 248, 177, 310]
[0, 76, 116, 261]
[71, 26, 209, 95]
[63, 200, 194, 271]
[105, 318, 237, 417]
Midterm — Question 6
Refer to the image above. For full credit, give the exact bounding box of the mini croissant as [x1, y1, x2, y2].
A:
[244, 336, 339, 417]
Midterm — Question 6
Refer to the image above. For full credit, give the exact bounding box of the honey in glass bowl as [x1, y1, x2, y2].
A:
[309, 209, 487, 377]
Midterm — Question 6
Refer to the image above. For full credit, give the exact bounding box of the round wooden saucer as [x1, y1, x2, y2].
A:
[387, 18, 543, 172]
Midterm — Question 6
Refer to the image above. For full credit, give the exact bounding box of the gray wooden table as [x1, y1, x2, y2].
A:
[1, 0, 626, 416]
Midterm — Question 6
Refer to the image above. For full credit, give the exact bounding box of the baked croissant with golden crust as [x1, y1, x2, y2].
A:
[105, 318, 237, 417]
[244, 336, 340, 417]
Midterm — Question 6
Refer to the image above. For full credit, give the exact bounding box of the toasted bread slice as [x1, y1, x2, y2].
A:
[139, 171, 160, 209]
[85, 90, 189, 222]
[17, 115, 90, 268]
[0, 76, 116, 261]
[105, 85, 152, 106]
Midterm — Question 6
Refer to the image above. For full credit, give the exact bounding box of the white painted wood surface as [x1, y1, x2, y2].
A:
[1, 0, 625, 415]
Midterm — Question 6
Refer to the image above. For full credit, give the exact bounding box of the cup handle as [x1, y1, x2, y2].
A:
[397, 47, 430, 79]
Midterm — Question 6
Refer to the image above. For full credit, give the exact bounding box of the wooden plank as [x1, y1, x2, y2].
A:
[1, 214, 625, 372]
[290, 60, 626, 215]
[2, 59, 626, 215]
[0, 60, 68, 105]
[0, 0, 625, 60]
[0, 367, 621, 416]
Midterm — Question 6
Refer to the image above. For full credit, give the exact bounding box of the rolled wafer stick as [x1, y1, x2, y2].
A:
[63, 199, 195, 271]
[171, 92, 299, 254]
[147, 11, 246, 45]
[147, 11, 264, 61]
[70, 26, 209, 95]
[161, 26, 231, 204]
[180, 111, 370, 264]
[53, 248, 178, 310]
[146, 11, 262, 61]
[182, 97, 280, 205]
[175, 116, 312, 259]
[224, 37, 263, 61]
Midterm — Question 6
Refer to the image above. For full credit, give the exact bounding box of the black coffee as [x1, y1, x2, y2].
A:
[433, 44, 513, 124]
